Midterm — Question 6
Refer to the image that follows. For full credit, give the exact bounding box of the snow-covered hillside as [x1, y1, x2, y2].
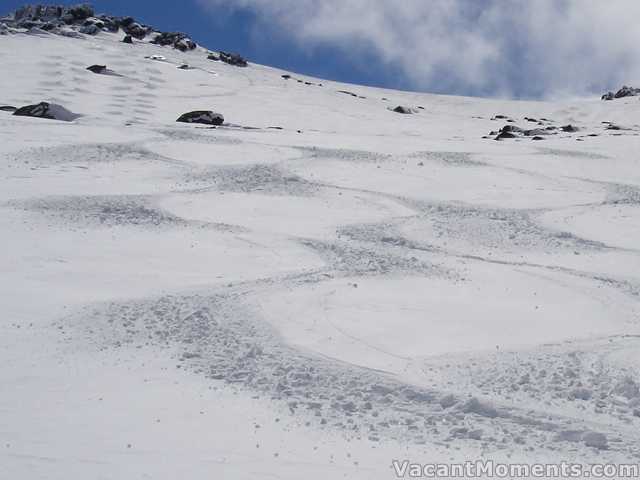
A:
[2, 14, 640, 480]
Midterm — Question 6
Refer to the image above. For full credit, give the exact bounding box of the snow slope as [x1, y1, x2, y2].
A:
[2, 28, 640, 479]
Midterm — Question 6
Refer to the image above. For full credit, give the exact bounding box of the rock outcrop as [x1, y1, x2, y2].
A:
[218, 52, 248, 67]
[3, 4, 154, 40]
[602, 86, 640, 101]
[151, 32, 197, 52]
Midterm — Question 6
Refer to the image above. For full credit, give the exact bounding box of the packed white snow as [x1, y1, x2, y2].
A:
[2, 28, 640, 480]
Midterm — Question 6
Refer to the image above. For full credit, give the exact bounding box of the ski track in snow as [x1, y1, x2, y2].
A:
[13, 131, 640, 460]
[2, 30, 640, 476]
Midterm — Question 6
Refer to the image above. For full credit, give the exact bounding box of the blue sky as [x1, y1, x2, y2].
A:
[3, 1, 639, 99]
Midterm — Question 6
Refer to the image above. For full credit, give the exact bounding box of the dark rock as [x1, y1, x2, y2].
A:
[0, 23, 9, 35]
[176, 111, 224, 126]
[492, 114, 508, 119]
[500, 124, 523, 133]
[281, 74, 291, 80]
[98, 15, 119, 32]
[561, 124, 579, 132]
[40, 21, 60, 31]
[495, 131, 517, 140]
[86, 64, 107, 74]
[67, 4, 94, 21]
[79, 23, 100, 35]
[13, 102, 80, 121]
[219, 51, 248, 67]
[523, 128, 550, 137]
[606, 124, 630, 131]
[14, 5, 64, 22]
[118, 16, 136, 28]
[0, 106, 17, 112]
[175, 37, 196, 52]
[152, 32, 196, 51]
[122, 34, 133, 44]
[16, 20, 43, 30]
[207, 53, 220, 61]
[602, 85, 640, 100]
[392, 106, 413, 114]
[123, 22, 148, 39]
[524, 117, 537, 122]
[83, 18, 104, 28]
[531, 136, 545, 141]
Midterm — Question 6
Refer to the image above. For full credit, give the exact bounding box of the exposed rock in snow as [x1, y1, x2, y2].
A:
[0, 105, 17, 112]
[66, 4, 94, 22]
[86, 64, 107, 74]
[391, 105, 414, 114]
[602, 85, 640, 100]
[13, 102, 81, 121]
[176, 111, 225, 126]
[97, 15, 118, 32]
[219, 51, 248, 67]
[151, 32, 197, 52]
[122, 21, 148, 39]
[145, 54, 166, 62]
[78, 18, 102, 35]
[121, 34, 132, 44]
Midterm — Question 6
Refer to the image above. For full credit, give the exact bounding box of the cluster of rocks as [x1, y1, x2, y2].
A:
[151, 31, 196, 52]
[207, 51, 248, 67]
[281, 74, 322, 87]
[489, 123, 579, 141]
[337, 90, 366, 99]
[2, 4, 196, 52]
[601, 86, 640, 101]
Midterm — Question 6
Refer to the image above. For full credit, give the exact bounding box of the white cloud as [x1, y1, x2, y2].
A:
[198, 0, 640, 98]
